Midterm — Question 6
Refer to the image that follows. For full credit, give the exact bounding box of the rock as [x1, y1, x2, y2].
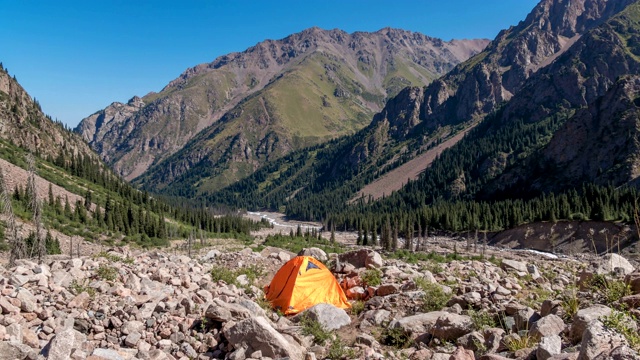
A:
[201, 249, 221, 261]
[0, 341, 36, 360]
[571, 305, 612, 342]
[338, 249, 383, 269]
[501, 259, 528, 273]
[16, 288, 37, 313]
[449, 346, 475, 360]
[90, 348, 127, 360]
[605, 345, 640, 360]
[456, 331, 485, 353]
[514, 307, 540, 332]
[431, 313, 474, 341]
[537, 335, 562, 360]
[124, 332, 141, 347]
[298, 248, 328, 262]
[620, 294, 640, 309]
[529, 314, 565, 338]
[376, 284, 399, 296]
[625, 271, 640, 294]
[355, 333, 379, 347]
[68, 292, 91, 308]
[541, 300, 563, 317]
[277, 251, 291, 262]
[593, 254, 635, 276]
[45, 327, 87, 359]
[223, 317, 305, 360]
[483, 328, 505, 354]
[293, 303, 351, 331]
[0, 296, 20, 314]
[205, 299, 251, 322]
[390, 311, 449, 337]
[578, 320, 627, 360]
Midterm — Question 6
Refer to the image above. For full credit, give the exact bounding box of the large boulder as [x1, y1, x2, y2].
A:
[205, 299, 251, 322]
[431, 313, 474, 341]
[338, 249, 383, 269]
[571, 305, 612, 342]
[43, 327, 88, 359]
[501, 259, 528, 273]
[389, 311, 449, 337]
[593, 254, 635, 276]
[578, 321, 628, 360]
[537, 335, 562, 360]
[292, 303, 351, 331]
[298, 248, 328, 262]
[0, 341, 36, 360]
[529, 314, 565, 338]
[223, 317, 305, 360]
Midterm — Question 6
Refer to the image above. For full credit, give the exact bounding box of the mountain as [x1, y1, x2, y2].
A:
[0, 64, 96, 162]
[0, 64, 263, 253]
[205, 0, 640, 227]
[76, 28, 488, 189]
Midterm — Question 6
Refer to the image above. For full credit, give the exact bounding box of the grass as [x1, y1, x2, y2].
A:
[350, 300, 365, 316]
[469, 309, 497, 330]
[94, 251, 134, 264]
[503, 333, 539, 352]
[326, 336, 358, 360]
[588, 274, 632, 306]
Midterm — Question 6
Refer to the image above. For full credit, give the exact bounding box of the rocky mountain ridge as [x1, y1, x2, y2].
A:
[0, 66, 98, 162]
[76, 27, 488, 188]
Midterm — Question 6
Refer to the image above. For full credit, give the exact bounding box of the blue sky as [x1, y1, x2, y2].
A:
[0, 1, 539, 127]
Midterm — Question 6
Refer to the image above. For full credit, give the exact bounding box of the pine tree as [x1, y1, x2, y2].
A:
[1, 169, 24, 266]
[26, 154, 46, 262]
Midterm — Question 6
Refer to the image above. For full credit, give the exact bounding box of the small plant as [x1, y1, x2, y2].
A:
[469, 309, 496, 330]
[561, 287, 581, 320]
[300, 314, 332, 345]
[96, 265, 118, 281]
[326, 336, 358, 360]
[95, 251, 134, 264]
[361, 268, 382, 287]
[503, 333, 539, 352]
[602, 310, 640, 351]
[69, 279, 96, 297]
[415, 278, 450, 312]
[210, 265, 240, 285]
[588, 274, 632, 305]
[380, 327, 412, 348]
[350, 300, 365, 316]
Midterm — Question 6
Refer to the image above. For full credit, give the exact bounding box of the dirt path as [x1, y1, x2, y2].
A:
[351, 123, 478, 201]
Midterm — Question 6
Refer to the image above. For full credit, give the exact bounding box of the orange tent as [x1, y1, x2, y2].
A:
[264, 256, 351, 315]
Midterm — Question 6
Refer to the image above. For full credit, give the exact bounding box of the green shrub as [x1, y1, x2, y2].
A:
[69, 279, 96, 297]
[210, 265, 238, 285]
[350, 300, 365, 316]
[469, 309, 496, 330]
[602, 310, 640, 351]
[503, 333, 539, 352]
[326, 336, 358, 360]
[96, 265, 118, 281]
[380, 327, 412, 348]
[415, 278, 450, 312]
[300, 314, 332, 345]
[361, 268, 382, 286]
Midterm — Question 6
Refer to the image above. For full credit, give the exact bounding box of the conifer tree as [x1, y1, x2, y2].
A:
[26, 154, 46, 262]
[1, 169, 24, 266]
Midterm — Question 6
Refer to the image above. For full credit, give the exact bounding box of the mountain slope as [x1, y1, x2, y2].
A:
[77, 28, 488, 188]
[205, 0, 640, 224]
[0, 65, 96, 162]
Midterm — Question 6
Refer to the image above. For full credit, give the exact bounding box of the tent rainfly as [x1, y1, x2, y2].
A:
[264, 256, 351, 315]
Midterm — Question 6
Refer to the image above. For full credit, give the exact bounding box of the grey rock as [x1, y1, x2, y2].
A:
[578, 320, 627, 360]
[530, 314, 565, 338]
[16, 288, 37, 312]
[338, 249, 383, 269]
[223, 316, 305, 360]
[298, 248, 328, 262]
[594, 254, 635, 276]
[538, 335, 562, 360]
[0, 341, 36, 360]
[431, 312, 474, 341]
[501, 259, 528, 273]
[45, 327, 87, 360]
[91, 348, 126, 360]
[293, 303, 351, 331]
[571, 305, 612, 342]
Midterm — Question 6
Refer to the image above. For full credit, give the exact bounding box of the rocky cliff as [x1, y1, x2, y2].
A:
[0, 66, 97, 161]
[77, 28, 488, 186]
